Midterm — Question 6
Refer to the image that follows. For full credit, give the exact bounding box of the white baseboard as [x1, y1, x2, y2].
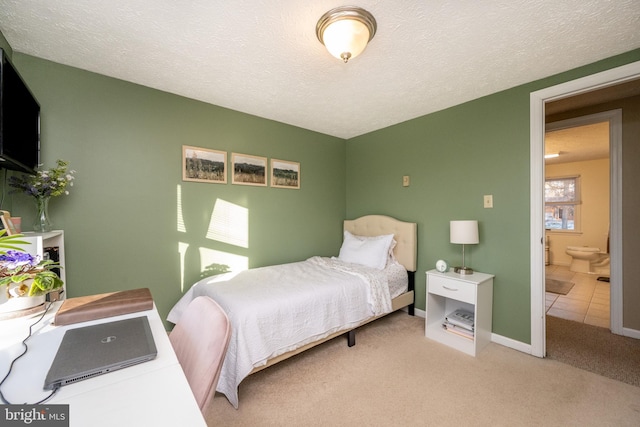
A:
[548, 262, 570, 267]
[488, 326, 640, 356]
[490, 327, 640, 356]
[623, 327, 640, 339]
[491, 333, 533, 355]
[414, 306, 637, 354]
[413, 307, 535, 355]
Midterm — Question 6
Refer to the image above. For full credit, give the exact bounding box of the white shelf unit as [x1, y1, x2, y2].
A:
[21, 230, 66, 299]
[425, 269, 494, 356]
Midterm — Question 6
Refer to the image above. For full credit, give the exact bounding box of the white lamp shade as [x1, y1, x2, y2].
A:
[450, 220, 479, 244]
[321, 19, 370, 61]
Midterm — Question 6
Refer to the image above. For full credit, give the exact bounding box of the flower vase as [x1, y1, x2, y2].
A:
[34, 197, 52, 232]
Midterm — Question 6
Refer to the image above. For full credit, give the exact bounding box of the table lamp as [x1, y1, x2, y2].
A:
[450, 220, 479, 275]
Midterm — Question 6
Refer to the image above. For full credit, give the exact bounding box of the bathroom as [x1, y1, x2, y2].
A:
[545, 121, 610, 276]
[544, 119, 611, 328]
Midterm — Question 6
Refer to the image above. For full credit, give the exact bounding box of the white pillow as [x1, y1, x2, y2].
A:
[338, 231, 395, 270]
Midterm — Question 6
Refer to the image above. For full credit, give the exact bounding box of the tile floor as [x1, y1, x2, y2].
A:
[545, 264, 610, 329]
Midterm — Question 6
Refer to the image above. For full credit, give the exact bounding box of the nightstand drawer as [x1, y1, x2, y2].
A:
[428, 275, 475, 304]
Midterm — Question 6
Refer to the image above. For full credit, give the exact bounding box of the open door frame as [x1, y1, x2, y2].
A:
[529, 61, 640, 358]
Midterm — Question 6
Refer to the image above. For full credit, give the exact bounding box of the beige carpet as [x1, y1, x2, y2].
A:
[204, 311, 640, 426]
[546, 315, 640, 387]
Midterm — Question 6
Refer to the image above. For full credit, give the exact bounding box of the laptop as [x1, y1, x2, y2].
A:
[44, 316, 157, 390]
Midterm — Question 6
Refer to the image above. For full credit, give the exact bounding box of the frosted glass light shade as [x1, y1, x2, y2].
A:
[316, 6, 377, 63]
[450, 220, 479, 244]
[322, 20, 370, 62]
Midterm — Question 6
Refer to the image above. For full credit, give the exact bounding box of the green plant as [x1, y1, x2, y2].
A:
[8, 159, 75, 199]
[0, 232, 30, 253]
[0, 231, 63, 297]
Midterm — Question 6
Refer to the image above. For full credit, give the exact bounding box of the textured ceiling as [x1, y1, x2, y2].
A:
[545, 79, 640, 165]
[545, 122, 609, 165]
[1, 0, 639, 139]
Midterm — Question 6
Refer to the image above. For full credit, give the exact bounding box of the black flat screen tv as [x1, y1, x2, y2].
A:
[0, 47, 40, 175]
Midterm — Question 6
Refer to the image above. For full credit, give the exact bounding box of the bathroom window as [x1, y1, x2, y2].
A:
[545, 176, 581, 231]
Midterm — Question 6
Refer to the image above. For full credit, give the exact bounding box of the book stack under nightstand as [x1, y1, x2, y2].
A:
[442, 308, 475, 340]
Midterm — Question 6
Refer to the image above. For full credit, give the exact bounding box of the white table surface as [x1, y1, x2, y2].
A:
[0, 301, 206, 426]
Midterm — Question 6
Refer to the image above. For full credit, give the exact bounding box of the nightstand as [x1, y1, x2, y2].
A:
[425, 269, 494, 356]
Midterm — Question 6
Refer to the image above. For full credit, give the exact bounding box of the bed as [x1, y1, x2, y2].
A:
[167, 215, 417, 408]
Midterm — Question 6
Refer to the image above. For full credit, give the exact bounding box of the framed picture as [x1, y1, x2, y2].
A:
[0, 210, 17, 235]
[182, 145, 227, 184]
[232, 153, 267, 186]
[271, 159, 300, 189]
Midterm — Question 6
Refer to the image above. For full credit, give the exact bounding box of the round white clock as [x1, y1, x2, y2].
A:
[435, 259, 449, 273]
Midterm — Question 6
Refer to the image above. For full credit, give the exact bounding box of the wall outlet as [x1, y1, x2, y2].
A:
[403, 176, 410, 187]
[484, 195, 493, 208]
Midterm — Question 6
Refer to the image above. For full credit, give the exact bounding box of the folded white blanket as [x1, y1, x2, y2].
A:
[167, 256, 392, 408]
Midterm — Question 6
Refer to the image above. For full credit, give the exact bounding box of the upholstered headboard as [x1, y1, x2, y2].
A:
[344, 215, 417, 272]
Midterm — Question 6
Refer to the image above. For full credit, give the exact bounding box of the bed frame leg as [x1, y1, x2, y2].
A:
[408, 271, 416, 316]
[347, 330, 355, 347]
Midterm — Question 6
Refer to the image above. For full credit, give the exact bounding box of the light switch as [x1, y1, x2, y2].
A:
[403, 176, 410, 187]
[484, 195, 493, 208]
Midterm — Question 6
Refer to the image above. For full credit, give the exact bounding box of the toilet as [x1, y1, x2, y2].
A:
[565, 246, 610, 274]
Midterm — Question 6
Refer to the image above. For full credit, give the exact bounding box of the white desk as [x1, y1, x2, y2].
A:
[0, 302, 206, 426]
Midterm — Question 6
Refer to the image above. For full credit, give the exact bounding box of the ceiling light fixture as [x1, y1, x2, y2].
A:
[316, 6, 377, 63]
[544, 153, 560, 159]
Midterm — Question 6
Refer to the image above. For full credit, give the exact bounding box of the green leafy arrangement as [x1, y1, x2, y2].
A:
[8, 159, 75, 199]
[0, 232, 63, 297]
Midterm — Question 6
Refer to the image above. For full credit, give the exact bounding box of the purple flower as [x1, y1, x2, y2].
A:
[0, 250, 38, 270]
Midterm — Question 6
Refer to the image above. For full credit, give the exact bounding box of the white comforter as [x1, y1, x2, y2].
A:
[167, 256, 393, 408]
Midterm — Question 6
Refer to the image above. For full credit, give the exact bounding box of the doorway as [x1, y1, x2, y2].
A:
[544, 112, 616, 329]
[529, 61, 640, 358]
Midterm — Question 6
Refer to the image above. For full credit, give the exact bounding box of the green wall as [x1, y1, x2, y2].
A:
[346, 49, 640, 343]
[3, 52, 346, 323]
[346, 91, 531, 342]
[3, 28, 639, 344]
